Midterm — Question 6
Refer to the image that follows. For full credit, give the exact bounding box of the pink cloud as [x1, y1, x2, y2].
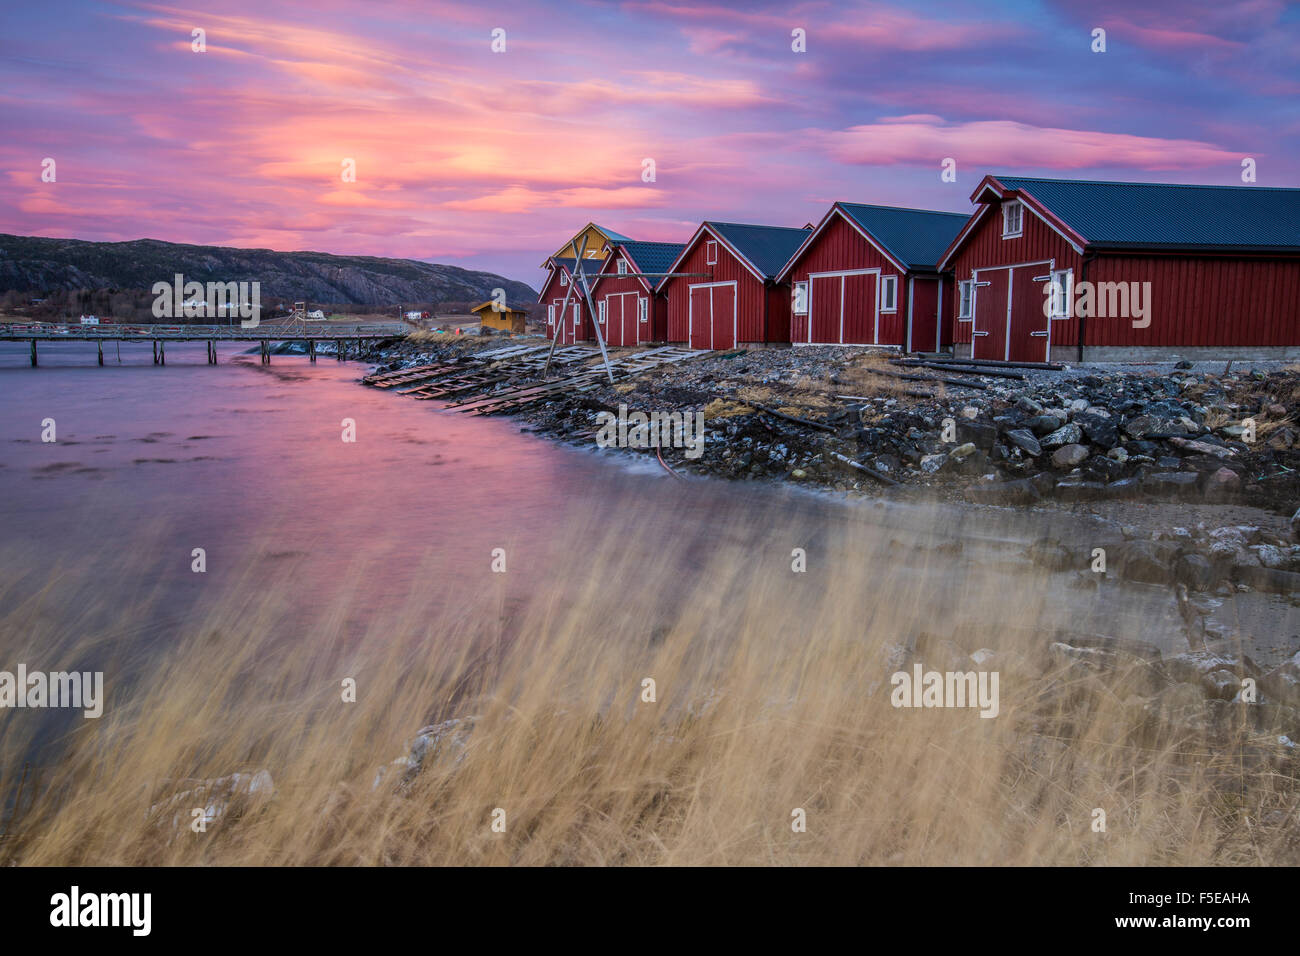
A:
[821, 116, 1242, 170]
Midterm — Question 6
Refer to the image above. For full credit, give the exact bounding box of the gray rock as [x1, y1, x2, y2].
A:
[1115, 539, 1178, 585]
[1015, 396, 1043, 415]
[948, 442, 977, 461]
[1053, 478, 1106, 501]
[1233, 565, 1300, 595]
[1170, 437, 1234, 459]
[1042, 423, 1083, 448]
[1262, 652, 1300, 706]
[1050, 443, 1089, 468]
[1207, 467, 1240, 491]
[1164, 650, 1258, 685]
[1004, 428, 1042, 456]
[1145, 471, 1200, 495]
[1025, 415, 1064, 436]
[1123, 415, 1159, 439]
[1202, 668, 1243, 700]
[1254, 544, 1288, 570]
[1174, 552, 1216, 592]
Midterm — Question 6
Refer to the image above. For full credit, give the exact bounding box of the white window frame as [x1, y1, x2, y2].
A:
[792, 280, 809, 315]
[560, 272, 568, 286]
[547, 305, 554, 325]
[617, 258, 627, 275]
[1048, 268, 1073, 319]
[879, 275, 898, 313]
[958, 279, 974, 320]
[1002, 200, 1023, 239]
[638, 297, 648, 323]
[598, 299, 607, 324]
[706, 240, 718, 265]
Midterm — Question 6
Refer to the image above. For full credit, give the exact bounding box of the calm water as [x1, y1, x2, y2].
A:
[0, 340, 878, 640]
[0, 338, 1288, 676]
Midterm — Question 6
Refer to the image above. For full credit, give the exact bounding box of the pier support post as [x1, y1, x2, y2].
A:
[159, 340, 165, 365]
[308, 340, 316, 363]
[152, 340, 158, 365]
[336, 339, 344, 362]
[31, 340, 37, 367]
[98, 340, 104, 366]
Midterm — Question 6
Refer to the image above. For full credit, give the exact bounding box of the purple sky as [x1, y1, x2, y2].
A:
[1, 0, 1297, 290]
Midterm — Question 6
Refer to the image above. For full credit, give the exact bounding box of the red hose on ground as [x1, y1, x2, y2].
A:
[656, 445, 684, 480]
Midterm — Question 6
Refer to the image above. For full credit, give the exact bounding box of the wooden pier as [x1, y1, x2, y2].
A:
[1, 322, 402, 366]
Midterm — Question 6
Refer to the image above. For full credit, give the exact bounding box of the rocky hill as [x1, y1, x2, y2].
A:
[0, 234, 536, 306]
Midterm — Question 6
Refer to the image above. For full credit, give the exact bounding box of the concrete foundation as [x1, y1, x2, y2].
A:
[954, 342, 1300, 363]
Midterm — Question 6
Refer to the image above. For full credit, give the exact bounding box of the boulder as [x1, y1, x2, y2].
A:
[1042, 423, 1083, 448]
[1254, 544, 1288, 570]
[1163, 651, 1238, 682]
[1050, 443, 1089, 469]
[1232, 565, 1300, 595]
[1170, 437, 1234, 459]
[1025, 414, 1064, 436]
[1015, 396, 1043, 415]
[1173, 552, 1216, 592]
[1114, 539, 1178, 585]
[1074, 411, 1119, 449]
[1144, 471, 1200, 496]
[1207, 467, 1240, 491]
[1262, 652, 1300, 707]
[1053, 478, 1106, 501]
[957, 420, 997, 450]
[1004, 428, 1042, 457]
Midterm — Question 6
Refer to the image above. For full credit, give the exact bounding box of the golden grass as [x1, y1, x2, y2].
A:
[1, 504, 1297, 867]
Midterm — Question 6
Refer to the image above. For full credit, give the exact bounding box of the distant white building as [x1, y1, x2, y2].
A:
[79, 314, 99, 325]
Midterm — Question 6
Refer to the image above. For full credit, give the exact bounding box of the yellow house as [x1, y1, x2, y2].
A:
[539, 223, 632, 267]
[472, 301, 527, 334]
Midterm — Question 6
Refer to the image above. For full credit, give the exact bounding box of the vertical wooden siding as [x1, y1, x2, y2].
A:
[663, 234, 773, 345]
[785, 213, 907, 345]
[950, 199, 1300, 349]
[1087, 254, 1300, 347]
[949, 201, 1080, 346]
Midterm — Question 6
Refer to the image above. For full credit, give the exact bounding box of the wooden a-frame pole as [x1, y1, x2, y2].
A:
[542, 235, 616, 383]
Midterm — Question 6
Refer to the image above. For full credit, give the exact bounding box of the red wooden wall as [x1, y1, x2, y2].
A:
[538, 266, 596, 343]
[785, 214, 907, 346]
[1085, 253, 1300, 347]
[948, 197, 1300, 351]
[662, 233, 783, 345]
[947, 200, 1081, 350]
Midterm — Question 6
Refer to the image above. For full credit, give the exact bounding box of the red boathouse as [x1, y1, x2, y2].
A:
[660, 222, 811, 349]
[939, 175, 1300, 362]
[777, 202, 967, 351]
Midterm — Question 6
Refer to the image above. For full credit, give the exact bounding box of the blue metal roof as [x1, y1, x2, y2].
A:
[616, 240, 686, 278]
[707, 221, 813, 278]
[836, 203, 970, 270]
[993, 176, 1300, 252]
[594, 224, 632, 243]
[549, 256, 602, 278]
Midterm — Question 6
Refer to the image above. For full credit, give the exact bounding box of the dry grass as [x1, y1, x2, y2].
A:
[1, 505, 1297, 867]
